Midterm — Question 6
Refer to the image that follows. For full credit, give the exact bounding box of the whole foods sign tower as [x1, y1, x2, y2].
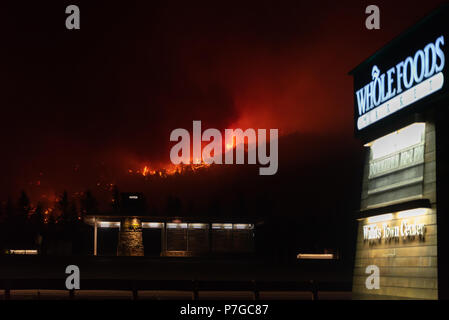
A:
[356, 36, 445, 130]
[349, 4, 449, 300]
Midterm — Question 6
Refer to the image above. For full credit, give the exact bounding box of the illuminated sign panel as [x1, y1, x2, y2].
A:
[363, 220, 426, 241]
[362, 209, 429, 244]
[351, 8, 449, 136]
[356, 36, 445, 130]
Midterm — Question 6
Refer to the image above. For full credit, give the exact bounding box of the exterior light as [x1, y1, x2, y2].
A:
[9, 250, 38, 255]
[367, 213, 393, 223]
[167, 223, 187, 229]
[189, 223, 206, 229]
[234, 224, 254, 229]
[369, 122, 425, 159]
[212, 223, 233, 229]
[142, 222, 163, 228]
[99, 221, 120, 228]
[297, 253, 335, 260]
[397, 208, 428, 219]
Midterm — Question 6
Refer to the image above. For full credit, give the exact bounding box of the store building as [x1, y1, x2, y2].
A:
[349, 5, 449, 299]
[83, 215, 256, 257]
[83, 193, 257, 257]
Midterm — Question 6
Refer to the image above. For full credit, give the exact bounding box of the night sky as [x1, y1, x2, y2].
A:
[0, 0, 447, 209]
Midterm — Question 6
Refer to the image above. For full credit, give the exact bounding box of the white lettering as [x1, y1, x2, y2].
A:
[355, 35, 445, 130]
[169, 121, 279, 175]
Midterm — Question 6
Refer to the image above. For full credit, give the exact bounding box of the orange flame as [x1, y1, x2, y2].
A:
[129, 162, 211, 178]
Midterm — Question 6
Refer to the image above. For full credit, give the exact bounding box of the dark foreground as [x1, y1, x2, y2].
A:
[0, 256, 352, 300]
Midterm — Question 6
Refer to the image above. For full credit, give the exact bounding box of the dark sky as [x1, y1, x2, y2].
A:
[0, 0, 447, 204]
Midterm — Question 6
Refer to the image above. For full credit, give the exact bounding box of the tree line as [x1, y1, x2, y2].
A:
[0, 188, 114, 255]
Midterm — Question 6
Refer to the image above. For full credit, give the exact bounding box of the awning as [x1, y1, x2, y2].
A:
[356, 198, 431, 219]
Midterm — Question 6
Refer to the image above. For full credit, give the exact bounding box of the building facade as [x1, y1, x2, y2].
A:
[84, 215, 256, 257]
[82, 193, 257, 257]
[350, 5, 449, 299]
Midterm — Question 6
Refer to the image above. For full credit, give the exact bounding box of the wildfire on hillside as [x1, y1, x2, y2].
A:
[128, 162, 212, 178]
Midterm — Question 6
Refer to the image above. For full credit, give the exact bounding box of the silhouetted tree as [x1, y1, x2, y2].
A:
[17, 190, 30, 221]
[56, 191, 69, 223]
[111, 186, 120, 214]
[80, 190, 98, 216]
[30, 203, 45, 252]
[63, 201, 78, 224]
[48, 211, 57, 225]
[31, 203, 45, 227]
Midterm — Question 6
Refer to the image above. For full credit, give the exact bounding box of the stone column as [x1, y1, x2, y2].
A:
[117, 217, 144, 256]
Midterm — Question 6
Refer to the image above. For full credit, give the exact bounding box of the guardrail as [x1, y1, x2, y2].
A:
[0, 279, 351, 300]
